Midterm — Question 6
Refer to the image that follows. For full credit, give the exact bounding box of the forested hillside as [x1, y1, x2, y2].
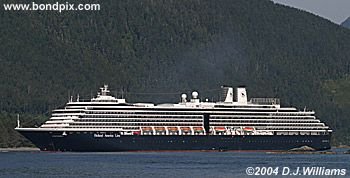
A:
[1, 0, 350, 147]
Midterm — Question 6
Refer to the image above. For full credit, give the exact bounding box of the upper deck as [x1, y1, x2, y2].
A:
[62, 85, 284, 110]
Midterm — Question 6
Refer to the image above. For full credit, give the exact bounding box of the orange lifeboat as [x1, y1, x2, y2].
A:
[154, 127, 166, 131]
[214, 127, 226, 132]
[180, 127, 191, 132]
[193, 127, 204, 132]
[168, 127, 178, 132]
[243, 127, 254, 132]
[142, 127, 153, 131]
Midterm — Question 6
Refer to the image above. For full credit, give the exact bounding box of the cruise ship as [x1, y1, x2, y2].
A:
[16, 85, 332, 151]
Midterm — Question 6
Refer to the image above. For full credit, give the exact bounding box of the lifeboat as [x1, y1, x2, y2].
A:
[180, 127, 191, 132]
[193, 127, 204, 132]
[154, 127, 166, 131]
[214, 127, 226, 132]
[141, 127, 153, 131]
[243, 127, 254, 132]
[168, 127, 178, 132]
[133, 131, 141, 135]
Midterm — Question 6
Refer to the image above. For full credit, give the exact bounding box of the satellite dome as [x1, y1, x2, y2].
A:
[192, 91, 198, 99]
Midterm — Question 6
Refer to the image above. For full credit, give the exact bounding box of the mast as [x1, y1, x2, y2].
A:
[16, 114, 20, 128]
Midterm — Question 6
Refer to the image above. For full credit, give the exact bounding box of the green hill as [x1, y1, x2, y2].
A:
[1, 0, 350, 147]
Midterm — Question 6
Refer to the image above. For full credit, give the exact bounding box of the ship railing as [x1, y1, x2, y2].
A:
[250, 98, 280, 105]
[73, 99, 91, 102]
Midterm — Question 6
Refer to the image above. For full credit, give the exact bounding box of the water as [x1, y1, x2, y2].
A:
[0, 150, 349, 178]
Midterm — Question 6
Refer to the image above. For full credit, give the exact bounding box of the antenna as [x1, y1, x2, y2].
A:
[17, 114, 20, 128]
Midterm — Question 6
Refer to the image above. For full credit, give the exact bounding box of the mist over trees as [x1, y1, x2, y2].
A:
[341, 17, 350, 29]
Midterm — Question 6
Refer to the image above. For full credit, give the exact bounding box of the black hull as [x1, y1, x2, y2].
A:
[18, 131, 331, 152]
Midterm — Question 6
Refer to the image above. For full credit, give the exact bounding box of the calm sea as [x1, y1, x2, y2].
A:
[0, 149, 349, 178]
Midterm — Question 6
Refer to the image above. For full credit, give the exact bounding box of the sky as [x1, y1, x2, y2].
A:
[272, 0, 350, 24]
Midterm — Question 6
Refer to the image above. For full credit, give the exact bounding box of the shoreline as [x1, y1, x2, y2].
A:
[333, 145, 350, 149]
[0, 147, 40, 152]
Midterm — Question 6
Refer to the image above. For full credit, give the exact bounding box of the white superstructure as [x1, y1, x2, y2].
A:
[22, 85, 332, 136]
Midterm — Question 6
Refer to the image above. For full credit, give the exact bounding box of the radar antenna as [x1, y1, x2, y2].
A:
[100, 85, 110, 96]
